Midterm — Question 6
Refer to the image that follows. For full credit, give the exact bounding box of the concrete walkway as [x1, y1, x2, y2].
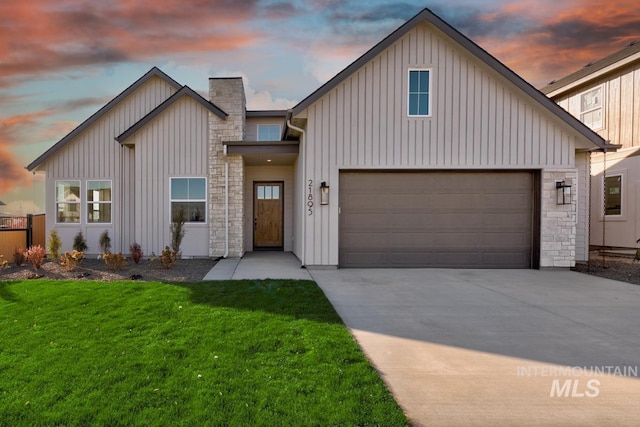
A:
[310, 268, 640, 426]
[202, 251, 312, 280]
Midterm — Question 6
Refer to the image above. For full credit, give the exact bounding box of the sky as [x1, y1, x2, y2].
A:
[1, 0, 639, 215]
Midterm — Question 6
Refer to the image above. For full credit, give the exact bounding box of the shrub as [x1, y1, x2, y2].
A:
[103, 251, 127, 271]
[48, 229, 62, 260]
[60, 250, 84, 272]
[159, 246, 177, 269]
[130, 243, 143, 264]
[25, 245, 46, 270]
[99, 230, 111, 253]
[170, 209, 186, 256]
[0, 255, 9, 270]
[73, 232, 88, 253]
[13, 247, 26, 267]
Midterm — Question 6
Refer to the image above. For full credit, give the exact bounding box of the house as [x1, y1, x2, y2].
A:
[543, 42, 640, 252]
[27, 8, 612, 268]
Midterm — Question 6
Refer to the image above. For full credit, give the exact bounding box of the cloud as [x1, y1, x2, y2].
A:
[0, 0, 264, 86]
[0, 145, 30, 193]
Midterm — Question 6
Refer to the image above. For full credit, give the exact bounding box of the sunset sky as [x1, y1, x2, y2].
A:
[1, 0, 639, 214]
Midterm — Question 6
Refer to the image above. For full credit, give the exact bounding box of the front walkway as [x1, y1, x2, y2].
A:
[202, 251, 312, 280]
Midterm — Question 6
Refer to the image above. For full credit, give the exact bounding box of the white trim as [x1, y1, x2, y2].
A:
[257, 124, 282, 141]
[169, 177, 208, 224]
[603, 172, 624, 219]
[86, 179, 113, 225]
[55, 180, 81, 225]
[407, 68, 432, 117]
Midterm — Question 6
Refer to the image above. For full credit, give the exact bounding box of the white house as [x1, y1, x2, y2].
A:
[27, 8, 612, 268]
[543, 42, 639, 252]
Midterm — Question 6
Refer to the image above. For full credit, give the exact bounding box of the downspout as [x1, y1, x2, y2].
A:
[286, 119, 306, 266]
[223, 144, 229, 258]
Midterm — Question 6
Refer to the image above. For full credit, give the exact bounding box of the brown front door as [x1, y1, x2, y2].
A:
[254, 182, 284, 249]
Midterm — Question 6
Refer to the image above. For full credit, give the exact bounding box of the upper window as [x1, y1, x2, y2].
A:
[408, 69, 431, 117]
[257, 124, 281, 141]
[171, 178, 206, 223]
[56, 181, 81, 223]
[604, 175, 622, 216]
[87, 181, 112, 223]
[580, 86, 603, 130]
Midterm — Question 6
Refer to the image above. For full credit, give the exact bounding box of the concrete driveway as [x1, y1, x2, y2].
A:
[309, 268, 640, 426]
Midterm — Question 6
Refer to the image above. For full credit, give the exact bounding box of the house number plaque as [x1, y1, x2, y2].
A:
[307, 179, 314, 215]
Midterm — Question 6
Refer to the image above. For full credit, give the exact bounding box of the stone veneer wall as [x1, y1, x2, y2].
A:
[541, 170, 578, 268]
[208, 78, 246, 257]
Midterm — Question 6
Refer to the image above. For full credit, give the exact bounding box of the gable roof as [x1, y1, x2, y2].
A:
[542, 41, 640, 97]
[116, 86, 227, 144]
[26, 67, 182, 171]
[291, 7, 610, 151]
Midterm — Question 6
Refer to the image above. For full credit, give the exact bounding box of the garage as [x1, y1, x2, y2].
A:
[339, 171, 539, 268]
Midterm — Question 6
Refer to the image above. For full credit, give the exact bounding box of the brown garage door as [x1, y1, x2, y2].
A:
[339, 171, 538, 268]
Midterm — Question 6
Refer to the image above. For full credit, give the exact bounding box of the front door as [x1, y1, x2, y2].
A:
[254, 182, 284, 249]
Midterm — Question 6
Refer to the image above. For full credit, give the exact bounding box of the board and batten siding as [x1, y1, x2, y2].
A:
[42, 76, 178, 254]
[555, 61, 640, 150]
[126, 95, 210, 257]
[297, 22, 582, 266]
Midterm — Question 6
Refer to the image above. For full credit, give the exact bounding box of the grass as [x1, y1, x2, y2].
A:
[0, 279, 407, 426]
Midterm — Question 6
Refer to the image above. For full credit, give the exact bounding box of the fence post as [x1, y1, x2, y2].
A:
[26, 214, 33, 248]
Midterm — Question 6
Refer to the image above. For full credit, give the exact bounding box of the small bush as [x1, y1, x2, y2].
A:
[0, 255, 9, 270]
[159, 246, 177, 270]
[73, 232, 88, 253]
[170, 209, 186, 256]
[60, 250, 84, 272]
[13, 247, 26, 267]
[99, 231, 111, 253]
[130, 243, 143, 264]
[25, 245, 46, 270]
[48, 229, 62, 260]
[103, 251, 127, 271]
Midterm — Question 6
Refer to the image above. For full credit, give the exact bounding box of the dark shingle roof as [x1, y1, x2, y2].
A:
[542, 41, 640, 95]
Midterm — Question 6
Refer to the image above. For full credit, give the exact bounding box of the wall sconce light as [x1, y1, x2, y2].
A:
[320, 181, 330, 205]
[556, 181, 572, 205]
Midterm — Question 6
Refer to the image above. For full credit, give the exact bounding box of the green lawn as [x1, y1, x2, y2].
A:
[0, 279, 407, 426]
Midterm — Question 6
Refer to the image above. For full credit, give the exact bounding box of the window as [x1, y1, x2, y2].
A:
[580, 86, 603, 130]
[87, 181, 112, 223]
[171, 178, 206, 223]
[408, 69, 431, 116]
[604, 175, 622, 216]
[257, 124, 281, 141]
[56, 181, 81, 223]
[256, 185, 280, 200]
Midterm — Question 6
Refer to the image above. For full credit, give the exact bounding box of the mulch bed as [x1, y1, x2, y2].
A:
[573, 255, 640, 286]
[0, 257, 219, 282]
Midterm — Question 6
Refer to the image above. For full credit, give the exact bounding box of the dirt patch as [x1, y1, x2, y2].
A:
[0, 257, 219, 282]
[573, 254, 640, 286]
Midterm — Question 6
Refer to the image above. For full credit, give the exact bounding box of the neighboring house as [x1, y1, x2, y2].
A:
[27, 8, 611, 268]
[543, 42, 640, 251]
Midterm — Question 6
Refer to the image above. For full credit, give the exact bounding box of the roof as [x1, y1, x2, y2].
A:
[291, 7, 610, 151]
[246, 110, 288, 117]
[542, 41, 640, 96]
[116, 86, 227, 143]
[26, 67, 182, 171]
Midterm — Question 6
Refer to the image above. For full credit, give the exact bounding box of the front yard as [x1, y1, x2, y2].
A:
[0, 279, 407, 426]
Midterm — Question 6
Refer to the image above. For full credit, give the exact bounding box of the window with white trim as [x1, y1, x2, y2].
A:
[170, 178, 206, 223]
[408, 69, 431, 116]
[257, 124, 281, 141]
[604, 175, 622, 216]
[56, 180, 81, 223]
[580, 86, 603, 130]
[87, 180, 112, 223]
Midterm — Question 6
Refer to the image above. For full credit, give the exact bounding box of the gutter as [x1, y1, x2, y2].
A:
[286, 118, 306, 267]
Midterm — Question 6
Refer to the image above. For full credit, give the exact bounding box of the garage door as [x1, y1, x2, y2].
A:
[339, 171, 538, 268]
